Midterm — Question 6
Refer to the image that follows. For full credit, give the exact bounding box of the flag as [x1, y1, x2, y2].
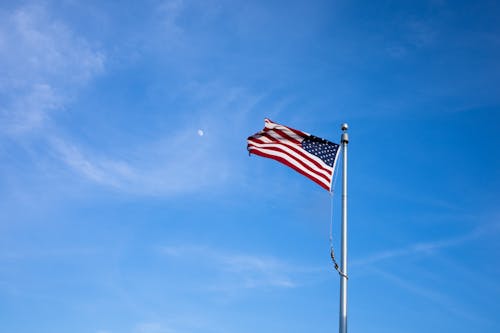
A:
[247, 118, 340, 191]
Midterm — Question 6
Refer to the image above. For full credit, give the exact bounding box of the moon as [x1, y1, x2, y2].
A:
[197, 129, 204, 136]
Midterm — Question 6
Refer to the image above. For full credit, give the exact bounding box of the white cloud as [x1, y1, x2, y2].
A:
[160, 244, 320, 290]
[41, 77, 263, 196]
[218, 252, 298, 289]
[135, 322, 177, 333]
[2, 84, 62, 133]
[46, 119, 232, 195]
[49, 136, 134, 189]
[156, 0, 185, 35]
[0, 3, 104, 134]
[0, 3, 264, 197]
[368, 266, 489, 324]
[352, 224, 497, 267]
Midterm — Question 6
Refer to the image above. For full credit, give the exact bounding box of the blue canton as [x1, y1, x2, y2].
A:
[302, 135, 340, 167]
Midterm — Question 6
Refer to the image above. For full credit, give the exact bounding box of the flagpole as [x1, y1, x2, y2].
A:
[339, 123, 349, 333]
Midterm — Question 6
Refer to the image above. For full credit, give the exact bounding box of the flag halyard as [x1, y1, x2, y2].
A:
[247, 118, 340, 191]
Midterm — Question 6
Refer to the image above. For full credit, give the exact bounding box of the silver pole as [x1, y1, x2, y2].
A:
[339, 123, 349, 333]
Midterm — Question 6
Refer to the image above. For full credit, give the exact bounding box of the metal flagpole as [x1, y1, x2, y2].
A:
[339, 123, 349, 333]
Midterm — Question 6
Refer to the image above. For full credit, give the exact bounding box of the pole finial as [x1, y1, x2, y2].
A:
[341, 123, 349, 144]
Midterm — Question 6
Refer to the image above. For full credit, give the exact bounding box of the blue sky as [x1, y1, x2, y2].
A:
[1, 0, 499, 332]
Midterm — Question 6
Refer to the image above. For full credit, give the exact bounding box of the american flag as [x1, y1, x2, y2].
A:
[247, 118, 340, 191]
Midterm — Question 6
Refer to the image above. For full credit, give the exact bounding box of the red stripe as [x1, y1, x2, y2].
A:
[247, 137, 331, 174]
[264, 119, 308, 137]
[262, 126, 304, 145]
[257, 131, 303, 150]
[269, 128, 302, 145]
[258, 132, 285, 144]
[248, 145, 332, 184]
[249, 149, 330, 191]
[248, 140, 332, 180]
[247, 137, 333, 176]
[250, 118, 335, 192]
[247, 145, 333, 185]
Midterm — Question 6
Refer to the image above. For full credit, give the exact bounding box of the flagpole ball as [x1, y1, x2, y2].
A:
[341, 123, 349, 143]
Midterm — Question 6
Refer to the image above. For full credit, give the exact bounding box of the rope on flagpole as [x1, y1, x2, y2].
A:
[329, 149, 348, 280]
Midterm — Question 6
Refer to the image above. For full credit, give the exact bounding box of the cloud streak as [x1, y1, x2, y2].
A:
[368, 266, 490, 324]
[135, 322, 178, 333]
[161, 244, 300, 290]
[353, 224, 500, 326]
[352, 224, 497, 267]
[0, 3, 104, 135]
[0, 1, 320, 199]
[0, 3, 263, 197]
[45, 113, 238, 196]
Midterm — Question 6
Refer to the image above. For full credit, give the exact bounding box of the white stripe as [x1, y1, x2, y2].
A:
[250, 146, 331, 189]
[257, 132, 335, 172]
[248, 140, 333, 178]
[264, 121, 309, 141]
[262, 129, 302, 144]
[249, 146, 332, 189]
[257, 132, 300, 149]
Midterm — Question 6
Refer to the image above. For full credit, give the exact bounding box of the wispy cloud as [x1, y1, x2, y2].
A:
[1, 83, 62, 134]
[0, 3, 269, 198]
[156, 0, 185, 36]
[45, 111, 240, 196]
[354, 224, 500, 326]
[135, 322, 178, 333]
[49, 136, 135, 189]
[368, 266, 490, 324]
[0, 3, 104, 135]
[0, 4, 258, 197]
[352, 224, 497, 267]
[161, 244, 301, 290]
